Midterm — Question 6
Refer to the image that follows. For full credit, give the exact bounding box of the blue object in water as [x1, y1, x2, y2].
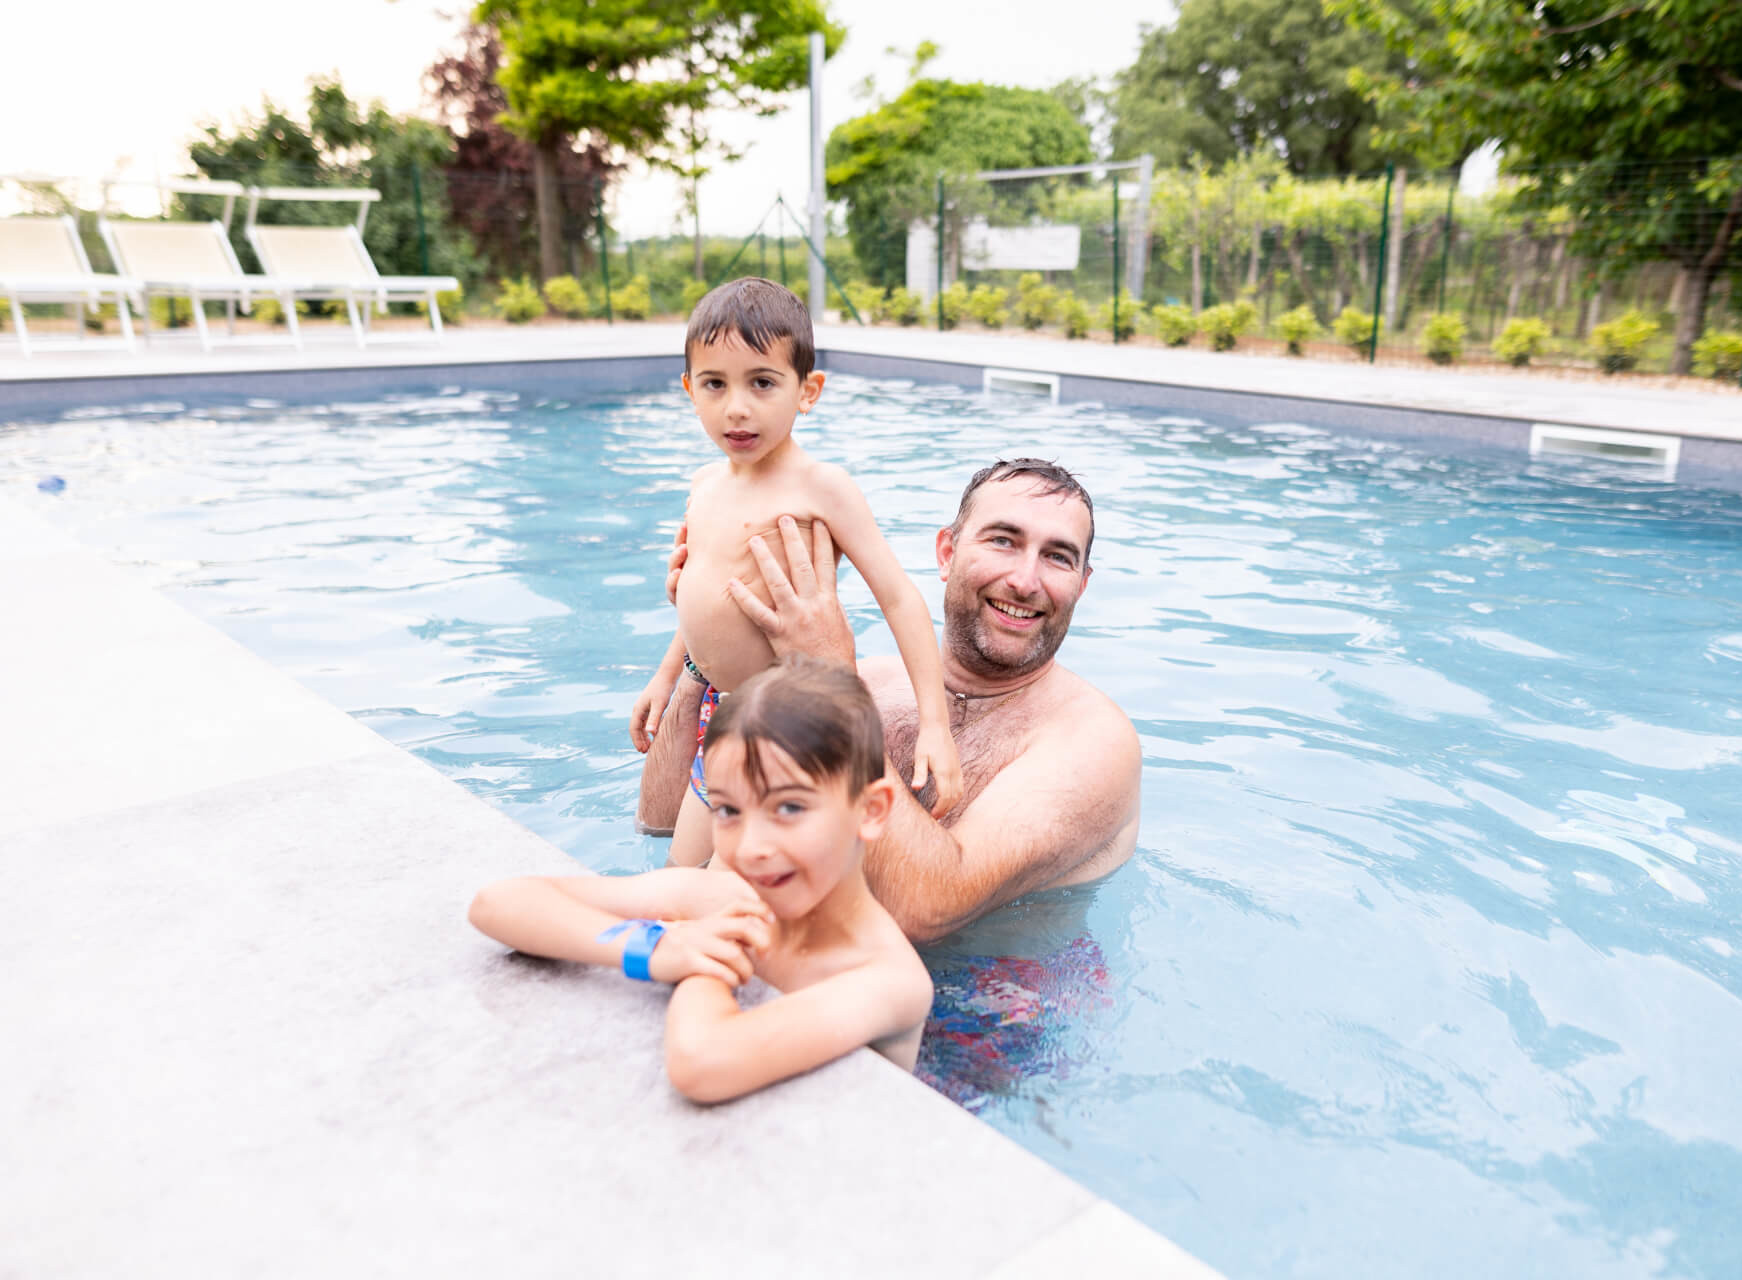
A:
[36, 475, 66, 493]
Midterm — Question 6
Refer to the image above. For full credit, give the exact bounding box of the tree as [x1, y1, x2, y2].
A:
[426, 22, 615, 280]
[826, 79, 1092, 286]
[1332, 0, 1742, 373]
[1106, 0, 1411, 175]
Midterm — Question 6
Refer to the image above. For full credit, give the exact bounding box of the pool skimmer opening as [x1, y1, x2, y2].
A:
[1529, 423, 1681, 479]
[983, 368, 1061, 403]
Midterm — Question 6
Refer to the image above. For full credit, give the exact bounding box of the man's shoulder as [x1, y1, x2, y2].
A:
[1040, 663, 1137, 745]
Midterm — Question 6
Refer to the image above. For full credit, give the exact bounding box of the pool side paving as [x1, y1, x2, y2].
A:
[4, 324, 1735, 1275]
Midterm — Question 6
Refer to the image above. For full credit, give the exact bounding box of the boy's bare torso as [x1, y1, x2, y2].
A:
[676, 452, 842, 692]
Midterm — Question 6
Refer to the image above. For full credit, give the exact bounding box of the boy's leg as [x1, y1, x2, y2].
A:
[635, 678, 703, 836]
[666, 789, 714, 868]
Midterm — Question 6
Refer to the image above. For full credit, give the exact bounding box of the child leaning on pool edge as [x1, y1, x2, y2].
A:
[470, 657, 935, 1102]
[629, 277, 962, 867]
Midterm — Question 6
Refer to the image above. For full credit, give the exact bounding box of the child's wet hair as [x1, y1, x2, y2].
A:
[702, 656, 885, 797]
[684, 277, 815, 379]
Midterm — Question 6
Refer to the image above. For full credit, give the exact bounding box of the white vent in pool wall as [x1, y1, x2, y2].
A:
[1529, 424, 1680, 479]
[983, 368, 1061, 402]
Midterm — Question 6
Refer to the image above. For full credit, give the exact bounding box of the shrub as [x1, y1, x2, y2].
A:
[251, 296, 312, 327]
[1691, 330, 1742, 380]
[1590, 309, 1658, 374]
[1095, 291, 1140, 341]
[1150, 303, 1196, 347]
[149, 295, 193, 329]
[1492, 317, 1550, 367]
[884, 286, 922, 326]
[431, 286, 464, 325]
[1014, 273, 1058, 330]
[843, 280, 883, 323]
[543, 274, 590, 318]
[1200, 300, 1258, 351]
[680, 278, 711, 316]
[968, 284, 1010, 328]
[496, 277, 545, 324]
[1422, 312, 1468, 365]
[937, 281, 971, 330]
[1059, 293, 1093, 339]
[613, 274, 653, 321]
[1334, 305, 1378, 355]
[1277, 305, 1318, 356]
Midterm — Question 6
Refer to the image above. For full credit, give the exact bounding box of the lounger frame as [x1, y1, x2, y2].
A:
[0, 214, 140, 358]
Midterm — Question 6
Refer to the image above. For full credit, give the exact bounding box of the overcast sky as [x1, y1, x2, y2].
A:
[1, 0, 1170, 235]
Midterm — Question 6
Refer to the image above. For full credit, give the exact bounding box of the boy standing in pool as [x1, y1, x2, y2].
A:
[473, 658, 935, 1100]
[630, 277, 962, 866]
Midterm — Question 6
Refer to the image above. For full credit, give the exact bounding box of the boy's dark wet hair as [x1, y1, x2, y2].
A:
[952, 458, 1095, 564]
[684, 277, 815, 379]
[703, 656, 885, 798]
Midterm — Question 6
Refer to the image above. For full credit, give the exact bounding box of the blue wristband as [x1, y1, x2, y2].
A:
[597, 918, 668, 981]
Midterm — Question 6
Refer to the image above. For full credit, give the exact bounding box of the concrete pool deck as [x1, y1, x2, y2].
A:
[3, 322, 1735, 1275]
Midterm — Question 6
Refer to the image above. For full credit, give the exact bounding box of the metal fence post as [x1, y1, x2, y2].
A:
[1368, 163, 1394, 363]
[1112, 173, 1121, 344]
[1438, 172, 1455, 315]
[410, 164, 431, 276]
[595, 181, 614, 324]
[936, 174, 945, 331]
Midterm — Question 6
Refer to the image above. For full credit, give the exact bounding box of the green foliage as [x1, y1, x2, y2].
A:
[496, 277, 545, 323]
[1691, 330, 1742, 380]
[430, 287, 465, 325]
[681, 278, 712, 317]
[149, 296, 192, 329]
[613, 274, 654, 321]
[1422, 312, 1467, 365]
[1277, 305, 1318, 355]
[843, 280, 885, 323]
[251, 297, 312, 326]
[884, 286, 923, 326]
[543, 275, 591, 318]
[1013, 273, 1058, 330]
[1150, 303, 1197, 347]
[1200, 300, 1258, 351]
[1492, 317, 1550, 367]
[1334, 305, 1378, 355]
[968, 285, 1010, 329]
[1108, 0, 1408, 174]
[1059, 293, 1093, 339]
[1095, 292, 1141, 342]
[936, 281, 971, 330]
[1590, 310, 1659, 374]
[826, 79, 1092, 287]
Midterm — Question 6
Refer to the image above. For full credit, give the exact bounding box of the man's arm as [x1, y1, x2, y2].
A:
[635, 676, 703, 836]
[865, 703, 1141, 944]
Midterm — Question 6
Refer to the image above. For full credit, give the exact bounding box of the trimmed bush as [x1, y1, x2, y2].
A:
[1200, 300, 1257, 351]
[1334, 305, 1378, 355]
[680, 278, 711, 316]
[496, 277, 545, 323]
[613, 275, 653, 321]
[1277, 305, 1318, 356]
[149, 295, 193, 329]
[1095, 291, 1140, 342]
[937, 281, 970, 330]
[843, 280, 883, 323]
[1590, 309, 1658, 374]
[968, 285, 1010, 329]
[431, 286, 464, 325]
[1014, 273, 1058, 330]
[884, 286, 922, 326]
[1691, 330, 1742, 380]
[1422, 312, 1468, 365]
[1150, 303, 1195, 347]
[252, 296, 312, 327]
[1492, 316, 1550, 367]
[544, 275, 590, 318]
[1059, 293, 1093, 339]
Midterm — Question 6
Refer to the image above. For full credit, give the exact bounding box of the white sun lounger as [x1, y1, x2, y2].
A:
[0, 215, 140, 358]
[244, 187, 458, 346]
[97, 216, 309, 352]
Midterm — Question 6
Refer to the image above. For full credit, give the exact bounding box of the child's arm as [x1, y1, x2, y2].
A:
[663, 957, 933, 1103]
[468, 869, 772, 987]
[630, 631, 689, 752]
[809, 466, 963, 817]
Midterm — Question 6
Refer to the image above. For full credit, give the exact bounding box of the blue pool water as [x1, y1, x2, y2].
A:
[7, 376, 1742, 1278]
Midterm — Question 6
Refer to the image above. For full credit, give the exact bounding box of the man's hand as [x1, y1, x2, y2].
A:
[629, 671, 677, 752]
[646, 903, 773, 987]
[725, 516, 855, 667]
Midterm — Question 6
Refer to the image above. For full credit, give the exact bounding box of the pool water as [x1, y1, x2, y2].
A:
[7, 376, 1742, 1278]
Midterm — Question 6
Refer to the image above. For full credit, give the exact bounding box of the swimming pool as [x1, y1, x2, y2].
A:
[7, 374, 1741, 1278]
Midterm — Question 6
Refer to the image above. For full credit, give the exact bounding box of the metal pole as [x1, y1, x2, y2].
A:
[595, 179, 613, 324]
[807, 30, 826, 323]
[1368, 163, 1393, 363]
[936, 174, 945, 330]
[1438, 172, 1455, 314]
[1111, 173, 1121, 344]
[410, 165, 431, 275]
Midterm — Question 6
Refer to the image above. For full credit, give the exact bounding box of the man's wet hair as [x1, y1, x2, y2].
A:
[703, 655, 885, 798]
[684, 277, 815, 379]
[952, 458, 1095, 564]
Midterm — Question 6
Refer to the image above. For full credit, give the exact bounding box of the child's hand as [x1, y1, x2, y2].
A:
[630, 671, 678, 752]
[665, 521, 689, 605]
[676, 867, 770, 921]
[647, 904, 773, 987]
[912, 723, 964, 819]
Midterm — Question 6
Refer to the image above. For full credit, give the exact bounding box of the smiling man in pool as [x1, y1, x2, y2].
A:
[637, 458, 1140, 944]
